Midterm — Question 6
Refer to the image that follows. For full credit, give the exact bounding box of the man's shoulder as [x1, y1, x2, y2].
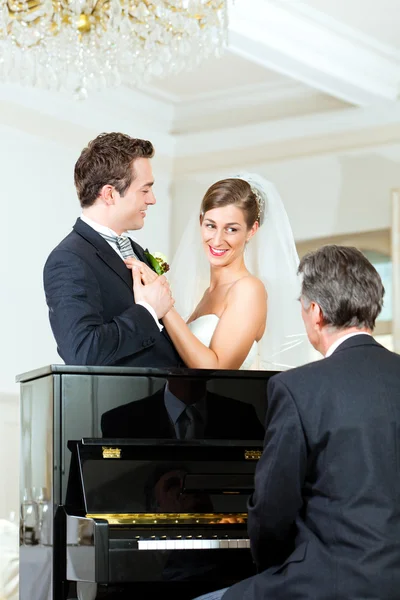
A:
[50, 229, 78, 252]
[269, 339, 400, 393]
[44, 222, 94, 268]
[102, 389, 165, 421]
[268, 358, 326, 391]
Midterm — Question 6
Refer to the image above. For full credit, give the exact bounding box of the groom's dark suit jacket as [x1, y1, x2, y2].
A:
[101, 386, 265, 440]
[43, 218, 183, 367]
[225, 335, 400, 600]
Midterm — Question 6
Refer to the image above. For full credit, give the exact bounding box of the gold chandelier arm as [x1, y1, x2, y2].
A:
[6, 0, 44, 16]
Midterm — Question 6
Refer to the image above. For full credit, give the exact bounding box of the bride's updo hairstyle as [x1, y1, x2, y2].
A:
[200, 178, 263, 229]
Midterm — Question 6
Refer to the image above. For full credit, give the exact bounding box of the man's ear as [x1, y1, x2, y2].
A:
[100, 184, 115, 206]
[311, 302, 324, 328]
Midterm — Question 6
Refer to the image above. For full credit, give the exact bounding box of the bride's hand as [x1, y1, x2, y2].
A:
[124, 258, 158, 285]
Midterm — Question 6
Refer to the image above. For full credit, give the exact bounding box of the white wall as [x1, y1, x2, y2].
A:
[1, 124, 78, 394]
[0, 394, 19, 519]
[170, 145, 400, 256]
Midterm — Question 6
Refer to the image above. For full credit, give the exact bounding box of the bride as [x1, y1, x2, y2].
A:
[129, 173, 311, 370]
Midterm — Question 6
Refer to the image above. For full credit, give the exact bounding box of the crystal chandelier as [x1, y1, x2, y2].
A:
[0, 1, 229, 98]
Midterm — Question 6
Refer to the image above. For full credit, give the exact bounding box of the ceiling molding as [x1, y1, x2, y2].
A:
[171, 78, 307, 106]
[279, 0, 400, 61]
[173, 105, 400, 175]
[174, 124, 400, 176]
[228, 0, 400, 106]
[174, 104, 400, 157]
[133, 82, 183, 105]
[172, 80, 325, 120]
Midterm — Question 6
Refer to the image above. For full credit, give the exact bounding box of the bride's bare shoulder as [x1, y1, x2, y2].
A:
[228, 275, 267, 300]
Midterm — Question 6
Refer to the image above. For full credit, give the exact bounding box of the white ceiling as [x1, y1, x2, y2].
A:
[138, 0, 400, 135]
[300, 0, 400, 50]
[144, 53, 291, 101]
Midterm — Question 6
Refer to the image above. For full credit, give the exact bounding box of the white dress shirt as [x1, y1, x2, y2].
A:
[80, 214, 162, 331]
[80, 213, 139, 260]
[325, 332, 372, 358]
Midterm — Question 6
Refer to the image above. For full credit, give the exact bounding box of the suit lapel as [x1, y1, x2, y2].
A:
[130, 237, 173, 336]
[149, 390, 177, 438]
[72, 220, 176, 347]
[131, 240, 154, 271]
[73, 218, 133, 292]
[97, 246, 133, 291]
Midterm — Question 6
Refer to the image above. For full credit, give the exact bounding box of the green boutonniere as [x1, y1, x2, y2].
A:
[144, 250, 170, 275]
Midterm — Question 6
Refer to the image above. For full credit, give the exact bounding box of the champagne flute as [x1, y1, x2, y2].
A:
[21, 487, 36, 545]
[35, 487, 48, 546]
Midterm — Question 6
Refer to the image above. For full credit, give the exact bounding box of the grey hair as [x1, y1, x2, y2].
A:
[298, 245, 385, 330]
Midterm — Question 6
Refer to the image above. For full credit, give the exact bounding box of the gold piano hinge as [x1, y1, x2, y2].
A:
[102, 446, 121, 459]
[244, 449, 262, 460]
[85, 512, 248, 525]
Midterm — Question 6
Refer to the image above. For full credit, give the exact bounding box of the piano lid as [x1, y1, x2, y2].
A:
[68, 439, 262, 524]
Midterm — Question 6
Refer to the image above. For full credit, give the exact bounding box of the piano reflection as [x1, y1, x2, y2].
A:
[101, 377, 264, 440]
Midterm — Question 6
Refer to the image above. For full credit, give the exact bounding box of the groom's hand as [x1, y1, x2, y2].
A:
[132, 266, 174, 319]
[124, 258, 158, 285]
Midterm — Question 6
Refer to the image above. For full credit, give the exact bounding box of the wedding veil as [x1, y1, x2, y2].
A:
[168, 172, 313, 370]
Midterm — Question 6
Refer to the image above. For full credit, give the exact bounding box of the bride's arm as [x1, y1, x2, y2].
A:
[163, 277, 267, 369]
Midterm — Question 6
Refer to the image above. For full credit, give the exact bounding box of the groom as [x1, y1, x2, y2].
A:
[195, 245, 400, 600]
[43, 132, 183, 367]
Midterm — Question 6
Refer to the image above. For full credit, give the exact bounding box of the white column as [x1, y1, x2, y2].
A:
[391, 189, 400, 354]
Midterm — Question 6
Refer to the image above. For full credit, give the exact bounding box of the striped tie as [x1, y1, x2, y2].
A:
[176, 405, 204, 440]
[116, 235, 136, 259]
[100, 233, 137, 259]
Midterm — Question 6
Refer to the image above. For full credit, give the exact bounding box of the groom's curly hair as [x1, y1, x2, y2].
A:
[200, 178, 259, 228]
[74, 132, 154, 208]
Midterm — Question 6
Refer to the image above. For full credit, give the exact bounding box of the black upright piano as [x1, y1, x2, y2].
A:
[17, 365, 277, 600]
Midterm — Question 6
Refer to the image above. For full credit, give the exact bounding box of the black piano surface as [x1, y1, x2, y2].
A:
[17, 365, 278, 600]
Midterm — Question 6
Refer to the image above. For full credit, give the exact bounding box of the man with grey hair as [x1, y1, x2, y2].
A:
[194, 244, 400, 600]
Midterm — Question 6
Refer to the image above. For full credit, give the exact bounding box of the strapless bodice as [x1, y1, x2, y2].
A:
[188, 314, 258, 370]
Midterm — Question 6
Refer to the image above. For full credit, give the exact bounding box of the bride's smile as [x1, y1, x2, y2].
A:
[209, 246, 228, 257]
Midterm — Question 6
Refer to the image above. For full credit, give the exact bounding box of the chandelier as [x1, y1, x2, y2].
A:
[0, 1, 229, 98]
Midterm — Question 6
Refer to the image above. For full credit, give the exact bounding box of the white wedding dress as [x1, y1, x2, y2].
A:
[188, 314, 258, 370]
